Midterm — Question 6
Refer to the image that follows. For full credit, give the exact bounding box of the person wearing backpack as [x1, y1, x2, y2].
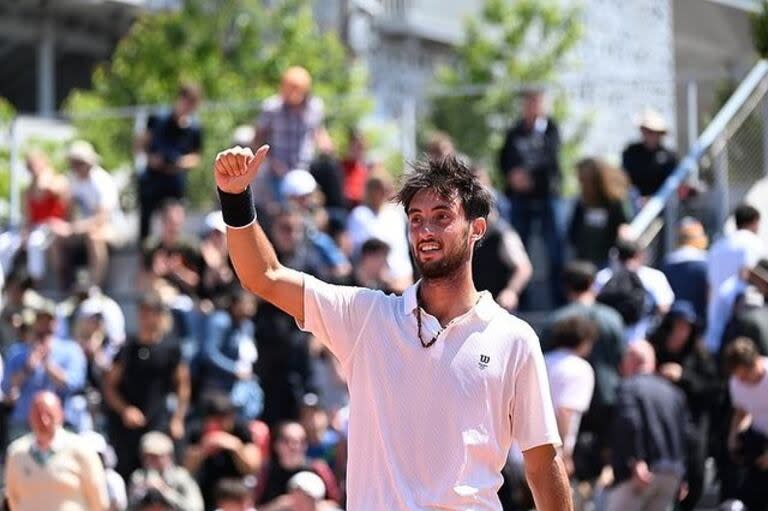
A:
[595, 239, 674, 343]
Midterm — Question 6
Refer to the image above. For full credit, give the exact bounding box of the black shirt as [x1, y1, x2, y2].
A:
[568, 200, 630, 267]
[499, 117, 561, 199]
[622, 142, 677, 197]
[187, 419, 253, 509]
[114, 334, 182, 428]
[146, 113, 202, 175]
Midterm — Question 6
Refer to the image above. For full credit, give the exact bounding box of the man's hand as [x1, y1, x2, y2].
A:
[630, 460, 654, 491]
[169, 415, 185, 440]
[121, 406, 147, 429]
[658, 362, 683, 382]
[214, 145, 270, 194]
[202, 430, 241, 454]
[48, 218, 73, 238]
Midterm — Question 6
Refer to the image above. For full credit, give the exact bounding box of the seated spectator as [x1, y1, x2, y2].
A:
[81, 430, 128, 511]
[200, 290, 262, 420]
[596, 238, 675, 343]
[129, 431, 203, 511]
[308, 154, 347, 233]
[103, 291, 190, 479]
[346, 176, 412, 291]
[345, 238, 392, 292]
[3, 300, 87, 439]
[50, 140, 119, 289]
[606, 341, 688, 511]
[544, 315, 597, 477]
[0, 271, 38, 351]
[4, 391, 108, 511]
[213, 478, 257, 511]
[252, 66, 330, 208]
[142, 199, 202, 299]
[132, 488, 176, 511]
[199, 212, 237, 307]
[724, 337, 768, 511]
[662, 217, 709, 326]
[184, 392, 262, 510]
[708, 203, 764, 297]
[340, 130, 369, 209]
[137, 83, 203, 242]
[569, 158, 631, 268]
[472, 209, 532, 312]
[299, 394, 342, 473]
[649, 301, 719, 511]
[255, 421, 340, 506]
[263, 471, 343, 511]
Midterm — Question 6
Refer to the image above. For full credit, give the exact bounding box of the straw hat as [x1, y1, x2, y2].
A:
[67, 140, 100, 165]
[636, 108, 668, 134]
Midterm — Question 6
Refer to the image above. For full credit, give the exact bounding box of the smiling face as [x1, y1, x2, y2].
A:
[406, 189, 484, 280]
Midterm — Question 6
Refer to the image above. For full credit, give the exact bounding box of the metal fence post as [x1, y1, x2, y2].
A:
[686, 79, 699, 180]
[713, 140, 730, 236]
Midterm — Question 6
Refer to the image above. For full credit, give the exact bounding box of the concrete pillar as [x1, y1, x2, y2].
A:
[37, 19, 56, 117]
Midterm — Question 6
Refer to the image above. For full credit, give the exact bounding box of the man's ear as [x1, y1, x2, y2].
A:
[471, 217, 487, 242]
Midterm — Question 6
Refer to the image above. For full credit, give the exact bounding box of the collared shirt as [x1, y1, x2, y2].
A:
[4, 338, 87, 426]
[257, 95, 324, 171]
[300, 276, 560, 510]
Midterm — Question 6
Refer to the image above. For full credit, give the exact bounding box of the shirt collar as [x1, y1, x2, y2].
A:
[401, 281, 497, 322]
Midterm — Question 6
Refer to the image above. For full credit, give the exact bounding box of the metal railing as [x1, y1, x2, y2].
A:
[628, 59, 768, 260]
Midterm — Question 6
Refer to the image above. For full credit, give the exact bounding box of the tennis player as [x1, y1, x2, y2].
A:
[214, 145, 572, 510]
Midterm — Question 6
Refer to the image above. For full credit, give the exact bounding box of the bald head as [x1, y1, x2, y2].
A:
[281, 66, 312, 107]
[29, 391, 63, 443]
[621, 340, 656, 377]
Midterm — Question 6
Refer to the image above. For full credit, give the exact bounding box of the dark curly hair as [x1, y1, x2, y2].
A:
[395, 155, 494, 221]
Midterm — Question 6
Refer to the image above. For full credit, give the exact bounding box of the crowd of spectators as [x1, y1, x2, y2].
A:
[0, 68, 766, 511]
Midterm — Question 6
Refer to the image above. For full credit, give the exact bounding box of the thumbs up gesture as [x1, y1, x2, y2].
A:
[213, 145, 270, 194]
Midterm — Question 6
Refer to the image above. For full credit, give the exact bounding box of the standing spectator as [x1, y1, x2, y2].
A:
[568, 158, 631, 268]
[252, 66, 330, 207]
[213, 479, 257, 511]
[5, 391, 108, 511]
[722, 260, 768, 356]
[81, 430, 128, 511]
[142, 200, 202, 299]
[662, 217, 709, 326]
[200, 290, 262, 420]
[50, 140, 119, 289]
[606, 341, 689, 511]
[498, 87, 563, 307]
[622, 109, 678, 206]
[543, 261, 625, 477]
[184, 393, 262, 511]
[128, 431, 203, 511]
[596, 239, 675, 343]
[255, 421, 340, 506]
[346, 176, 412, 292]
[649, 301, 720, 511]
[137, 83, 203, 242]
[724, 338, 768, 510]
[544, 316, 597, 477]
[708, 204, 764, 300]
[340, 130, 369, 209]
[471, 210, 533, 312]
[308, 154, 347, 232]
[3, 300, 87, 439]
[103, 291, 190, 479]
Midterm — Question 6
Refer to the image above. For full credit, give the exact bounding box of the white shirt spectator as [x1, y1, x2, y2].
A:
[729, 357, 768, 436]
[707, 229, 765, 294]
[705, 276, 749, 353]
[545, 349, 595, 454]
[346, 204, 413, 281]
[300, 276, 560, 510]
[70, 165, 119, 219]
[595, 265, 675, 343]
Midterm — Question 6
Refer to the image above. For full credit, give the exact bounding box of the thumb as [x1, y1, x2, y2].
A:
[245, 145, 270, 176]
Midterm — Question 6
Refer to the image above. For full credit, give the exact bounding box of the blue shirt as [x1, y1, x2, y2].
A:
[3, 338, 87, 425]
[662, 247, 709, 325]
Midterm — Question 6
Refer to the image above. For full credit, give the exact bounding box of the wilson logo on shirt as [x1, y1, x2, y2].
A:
[478, 354, 490, 370]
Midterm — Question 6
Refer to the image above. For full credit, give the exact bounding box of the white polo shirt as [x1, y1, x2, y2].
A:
[301, 276, 560, 510]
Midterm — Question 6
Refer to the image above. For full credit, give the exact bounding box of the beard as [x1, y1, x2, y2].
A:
[412, 229, 472, 280]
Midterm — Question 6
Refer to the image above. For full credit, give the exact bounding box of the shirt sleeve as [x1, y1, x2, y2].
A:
[510, 328, 562, 451]
[300, 275, 381, 364]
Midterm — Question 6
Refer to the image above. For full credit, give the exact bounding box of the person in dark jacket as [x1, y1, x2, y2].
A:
[606, 340, 689, 511]
[498, 88, 563, 307]
[661, 218, 709, 327]
[649, 301, 720, 511]
[622, 109, 678, 206]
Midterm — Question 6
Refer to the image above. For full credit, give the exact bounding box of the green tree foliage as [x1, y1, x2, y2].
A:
[64, 0, 373, 207]
[752, 0, 768, 57]
[0, 97, 16, 209]
[427, 0, 583, 184]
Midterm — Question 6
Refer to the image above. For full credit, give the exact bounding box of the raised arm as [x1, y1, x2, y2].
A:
[215, 146, 304, 321]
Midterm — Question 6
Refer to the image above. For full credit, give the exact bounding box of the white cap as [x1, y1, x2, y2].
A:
[205, 211, 226, 234]
[67, 140, 100, 165]
[78, 297, 104, 319]
[281, 169, 317, 198]
[635, 108, 668, 133]
[288, 471, 326, 500]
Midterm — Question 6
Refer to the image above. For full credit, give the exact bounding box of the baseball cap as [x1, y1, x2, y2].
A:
[288, 471, 326, 500]
[78, 297, 105, 319]
[140, 431, 174, 456]
[204, 211, 226, 235]
[281, 169, 317, 198]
